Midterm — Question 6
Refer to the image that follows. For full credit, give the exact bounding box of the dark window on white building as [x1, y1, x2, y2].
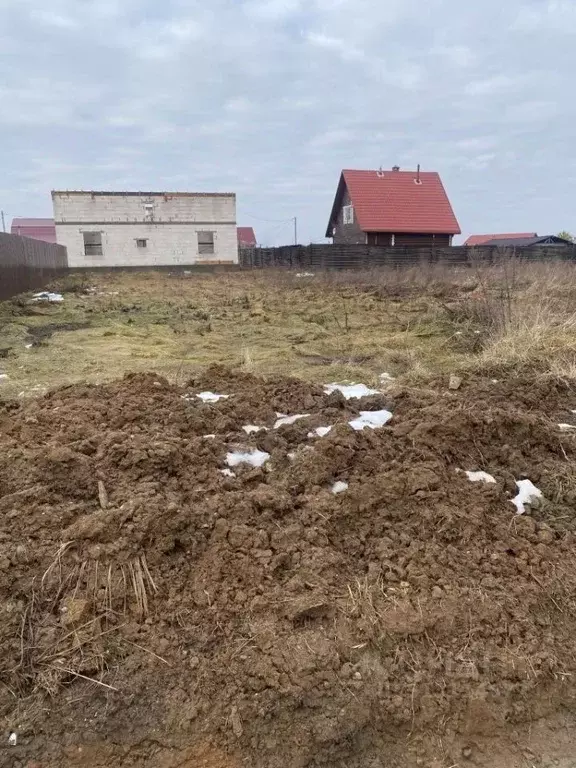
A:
[83, 231, 103, 256]
[136, 239, 148, 248]
[198, 231, 215, 254]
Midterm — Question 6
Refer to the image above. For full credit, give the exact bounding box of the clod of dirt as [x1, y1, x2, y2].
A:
[1, 365, 576, 767]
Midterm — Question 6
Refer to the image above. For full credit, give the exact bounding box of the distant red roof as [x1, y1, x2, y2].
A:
[464, 232, 538, 246]
[327, 169, 460, 237]
[11, 218, 57, 243]
[237, 227, 257, 247]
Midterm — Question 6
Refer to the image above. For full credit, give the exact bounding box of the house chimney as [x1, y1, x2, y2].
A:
[417, 164, 421, 182]
[392, 165, 400, 172]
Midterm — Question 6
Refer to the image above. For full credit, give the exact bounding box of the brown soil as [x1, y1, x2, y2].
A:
[1, 365, 576, 767]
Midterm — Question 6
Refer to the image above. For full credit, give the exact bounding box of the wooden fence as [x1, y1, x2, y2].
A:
[0, 233, 68, 301]
[240, 244, 576, 270]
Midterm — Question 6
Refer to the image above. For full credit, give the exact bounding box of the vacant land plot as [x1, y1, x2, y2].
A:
[3, 262, 576, 768]
[2, 260, 576, 399]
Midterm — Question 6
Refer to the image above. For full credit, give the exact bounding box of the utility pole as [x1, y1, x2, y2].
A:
[293, 216, 298, 245]
[1, 211, 5, 233]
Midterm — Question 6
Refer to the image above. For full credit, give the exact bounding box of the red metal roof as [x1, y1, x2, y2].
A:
[464, 232, 537, 246]
[11, 218, 57, 243]
[237, 226, 257, 247]
[327, 169, 460, 236]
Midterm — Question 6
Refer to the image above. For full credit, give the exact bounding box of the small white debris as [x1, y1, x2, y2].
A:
[512, 479, 543, 515]
[274, 413, 309, 429]
[559, 423, 576, 431]
[25, 343, 33, 349]
[307, 426, 333, 438]
[196, 392, 229, 403]
[203, 434, 216, 439]
[8, 732, 17, 746]
[226, 449, 270, 468]
[331, 481, 349, 495]
[220, 468, 236, 477]
[325, 383, 379, 399]
[465, 470, 496, 484]
[349, 410, 392, 431]
[242, 425, 267, 435]
[571, 410, 576, 415]
[0, 374, 8, 380]
[32, 291, 64, 303]
[296, 272, 315, 278]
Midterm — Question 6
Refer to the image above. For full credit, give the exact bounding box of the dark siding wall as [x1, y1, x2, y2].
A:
[367, 233, 393, 246]
[332, 186, 366, 245]
[394, 233, 451, 247]
[0, 233, 68, 300]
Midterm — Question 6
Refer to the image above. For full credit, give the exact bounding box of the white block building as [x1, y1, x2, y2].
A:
[52, 191, 238, 267]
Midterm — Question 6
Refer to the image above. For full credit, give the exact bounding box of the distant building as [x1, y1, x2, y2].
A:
[465, 233, 572, 247]
[237, 227, 257, 247]
[10, 218, 57, 243]
[464, 232, 537, 246]
[326, 166, 460, 247]
[52, 190, 238, 268]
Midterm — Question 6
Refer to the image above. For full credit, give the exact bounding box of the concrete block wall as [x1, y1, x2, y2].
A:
[52, 192, 238, 267]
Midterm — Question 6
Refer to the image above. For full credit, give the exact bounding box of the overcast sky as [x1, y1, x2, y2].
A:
[1, 0, 574, 244]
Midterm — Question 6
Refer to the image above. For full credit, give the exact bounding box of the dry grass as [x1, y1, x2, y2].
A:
[2, 259, 576, 398]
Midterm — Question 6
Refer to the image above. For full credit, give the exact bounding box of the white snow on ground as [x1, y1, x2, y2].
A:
[219, 468, 236, 477]
[32, 292, 63, 303]
[243, 425, 267, 435]
[226, 449, 270, 468]
[196, 392, 230, 403]
[274, 413, 309, 429]
[559, 423, 576, 431]
[307, 426, 333, 438]
[349, 410, 392, 431]
[332, 481, 349, 494]
[380, 373, 395, 384]
[296, 272, 314, 278]
[512, 479, 543, 515]
[465, 470, 497, 484]
[0, 374, 8, 380]
[25, 344, 33, 349]
[203, 434, 216, 439]
[324, 383, 379, 399]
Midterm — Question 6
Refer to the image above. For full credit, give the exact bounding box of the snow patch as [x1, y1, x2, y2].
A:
[559, 423, 576, 431]
[196, 392, 229, 403]
[332, 481, 349, 495]
[296, 272, 314, 278]
[512, 479, 543, 515]
[380, 372, 395, 384]
[465, 470, 496, 484]
[0, 374, 8, 380]
[308, 426, 333, 438]
[203, 434, 216, 440]
[226, 449, 270, 468]
[349, 410, 392, 431]
[32, 291, 63, 303]
[219, 468, 236, 478]
[274, 413, 309, 429]
[242, 425, 267, 435]
[325, 383, 379, 399]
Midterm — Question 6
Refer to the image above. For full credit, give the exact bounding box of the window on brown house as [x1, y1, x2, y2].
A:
[343, 205, 354, 225]
[197, 231, 215, 254]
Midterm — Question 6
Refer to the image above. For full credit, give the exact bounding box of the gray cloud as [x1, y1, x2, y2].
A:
[1, 0, 575, 243]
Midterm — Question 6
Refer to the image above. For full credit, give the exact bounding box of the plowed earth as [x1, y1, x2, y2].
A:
[1, 366, 576, 767]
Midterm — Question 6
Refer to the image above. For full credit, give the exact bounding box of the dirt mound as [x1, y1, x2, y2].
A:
[1, 366, 576, 767]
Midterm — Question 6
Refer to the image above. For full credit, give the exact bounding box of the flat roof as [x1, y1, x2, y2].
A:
[51, 190, 235, 198]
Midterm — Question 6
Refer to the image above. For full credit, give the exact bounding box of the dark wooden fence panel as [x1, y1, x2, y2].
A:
[239, 244, 576, 269]
[0, 233, 68, 301]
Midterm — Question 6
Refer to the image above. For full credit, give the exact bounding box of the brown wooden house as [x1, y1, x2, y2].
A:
[326, 166, 460, 246]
